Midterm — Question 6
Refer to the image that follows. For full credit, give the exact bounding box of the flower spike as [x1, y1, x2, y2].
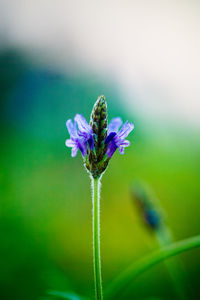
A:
[65, 95, 134, 178]
[85, 95, 108, 178]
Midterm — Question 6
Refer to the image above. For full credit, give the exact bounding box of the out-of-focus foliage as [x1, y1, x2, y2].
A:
[0, 50, 200, 300]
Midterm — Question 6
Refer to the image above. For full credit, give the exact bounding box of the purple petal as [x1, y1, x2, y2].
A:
[118, 121, 134, 140]
[105, 132, 117, 144]
[88, 136, 94, 150]
[66, 119, 78, 138]
[108, 117, 123, 134]
[119, 146, 125, 154]
[71, 147, 78, 157]
[120, 140, 130, 147]
[74, 114, 91, 133]
[65, 139, 76, 147]
[77, 139, 87, 157]
[106, 141, 118, 158]
[118, 140, 130, 154]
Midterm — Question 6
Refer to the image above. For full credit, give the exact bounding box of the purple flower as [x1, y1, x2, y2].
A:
[65, 114, 94, 157]
[105, 117, 134, 158]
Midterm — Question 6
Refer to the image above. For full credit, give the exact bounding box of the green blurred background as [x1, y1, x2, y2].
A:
[0, 49, 199, 300]
[0, 1, 200, 299]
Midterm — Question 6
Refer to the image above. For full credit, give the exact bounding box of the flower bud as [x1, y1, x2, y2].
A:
[85, 95, 109, 178]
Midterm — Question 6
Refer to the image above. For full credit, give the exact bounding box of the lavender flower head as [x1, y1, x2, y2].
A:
[65, 95, 134, 178]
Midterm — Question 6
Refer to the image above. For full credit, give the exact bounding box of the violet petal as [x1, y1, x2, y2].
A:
[74, 114, 91, 133]
[66, 119, 78, 138]
[105, 132, 117, 144]
[108, 117, 123, 134]
[118, 121, 134, 140]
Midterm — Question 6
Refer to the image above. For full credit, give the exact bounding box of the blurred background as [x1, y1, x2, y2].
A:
[0, 1, 200, 299]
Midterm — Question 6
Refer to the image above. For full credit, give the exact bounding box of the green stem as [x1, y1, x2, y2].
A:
[92, 177, 103, 300]
[105, 235, 200, 299]
[156, 227, 187, 300]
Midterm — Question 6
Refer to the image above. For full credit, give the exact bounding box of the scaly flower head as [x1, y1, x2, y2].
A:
[85, 95, 108, 178]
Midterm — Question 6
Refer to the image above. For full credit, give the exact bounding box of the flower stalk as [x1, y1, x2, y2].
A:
[92, 177, 103, 300]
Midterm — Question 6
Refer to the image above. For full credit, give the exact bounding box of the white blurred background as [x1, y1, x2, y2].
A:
[0, 0, 200, 127]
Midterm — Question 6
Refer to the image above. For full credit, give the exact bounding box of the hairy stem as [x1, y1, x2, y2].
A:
[105, 235, 200, 299]
[92, 177, 103, 300]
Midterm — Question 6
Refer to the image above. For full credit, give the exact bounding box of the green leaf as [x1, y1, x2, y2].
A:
[105, 234, 200, 299]
[47, 290, 86, 300]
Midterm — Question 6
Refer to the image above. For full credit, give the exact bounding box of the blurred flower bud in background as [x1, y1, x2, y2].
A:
[131, 181, 163, 231]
